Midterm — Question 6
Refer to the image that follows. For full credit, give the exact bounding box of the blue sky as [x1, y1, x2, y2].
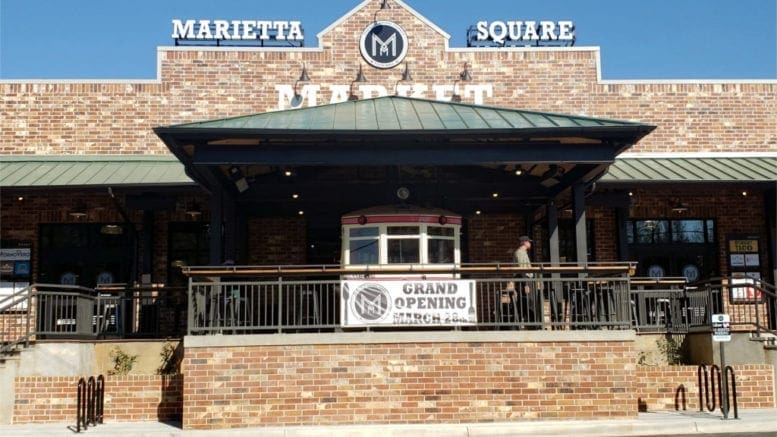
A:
[0, 0, 775, 80]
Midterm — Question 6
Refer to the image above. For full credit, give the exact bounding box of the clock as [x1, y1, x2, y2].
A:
[396, 186, 410, 200]
[682, 264, 700, 282]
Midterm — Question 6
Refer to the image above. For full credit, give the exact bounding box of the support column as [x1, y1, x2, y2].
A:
[223, 196, 237, 264]
[616, 205, 630, 262]
[142, 210, 154, 284]
[573, 183, 588, 267]
[209, 189, 224, 265]
[547, 203, 560, 265]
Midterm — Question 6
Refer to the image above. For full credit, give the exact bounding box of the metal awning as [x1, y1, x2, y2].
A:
[0, 155, 194, 188]
[601, 155, 777, 183]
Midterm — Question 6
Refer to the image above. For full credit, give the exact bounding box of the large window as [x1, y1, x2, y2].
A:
[38, 223, 133, 287]
[344, 223, 459, 266]
[626, 219, 717, 281]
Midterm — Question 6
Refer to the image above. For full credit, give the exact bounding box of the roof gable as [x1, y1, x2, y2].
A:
[316, 0, 449, 44]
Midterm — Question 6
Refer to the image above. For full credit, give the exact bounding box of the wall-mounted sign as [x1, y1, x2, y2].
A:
[360, 21, 408, 69]
[729, 239, 758, 253]
[468, 20, 575, 47]
[341, 279, 477, 326]
[711, 313, 731, 342]
[171, 19, 304, 44]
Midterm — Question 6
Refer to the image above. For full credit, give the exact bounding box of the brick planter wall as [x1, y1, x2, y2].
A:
[635, 365, 775, 411]
[13, 374, 182, 424]
[182, 333, 637, 429]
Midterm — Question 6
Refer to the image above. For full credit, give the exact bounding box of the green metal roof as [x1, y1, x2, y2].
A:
[165, 95, 649, 133]
[0, 155, 194, 188]
[601, 156, 777, 183]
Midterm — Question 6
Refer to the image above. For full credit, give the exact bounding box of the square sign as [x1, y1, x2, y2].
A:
[712, 313, 731, 342]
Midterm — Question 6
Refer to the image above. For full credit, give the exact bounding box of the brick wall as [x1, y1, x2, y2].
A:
[247, 217, 306, 265]
[182, 340, 636, 430]
[466, 213, 525, 263]
[635, 365, 775, 411]
[13, 374, 182, 424]
[1, 0, 773, 157]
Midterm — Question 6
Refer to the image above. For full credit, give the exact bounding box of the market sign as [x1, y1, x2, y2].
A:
[341, 279, 477, 327]
[359, 21, 408, 69]
[468, 20, 575, 47]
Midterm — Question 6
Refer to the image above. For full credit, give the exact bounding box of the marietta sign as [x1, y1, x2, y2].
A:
[171, 19, 304, 41]
[475, 20, 575, 44]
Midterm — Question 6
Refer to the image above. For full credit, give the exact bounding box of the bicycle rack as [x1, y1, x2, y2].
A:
[74, 374, 105, 433]
[697, 364, 738, 419]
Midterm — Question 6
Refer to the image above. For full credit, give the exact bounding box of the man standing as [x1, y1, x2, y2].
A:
[513, 235, 536, 325]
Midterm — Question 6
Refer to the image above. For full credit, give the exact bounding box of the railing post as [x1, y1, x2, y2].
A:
[187, 276, 194, 336]
[277, 277, 283, 333]
[25, 285, 33, 347]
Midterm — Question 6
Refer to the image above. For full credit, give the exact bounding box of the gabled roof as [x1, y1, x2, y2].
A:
[158, 95, 654, 141]
[0, 155, 194, 188]
[316, 0, 450, 43]
[601, 155, 777, 183]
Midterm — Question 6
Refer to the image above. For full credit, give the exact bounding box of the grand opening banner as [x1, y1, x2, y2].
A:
[341, 279, 477, 327]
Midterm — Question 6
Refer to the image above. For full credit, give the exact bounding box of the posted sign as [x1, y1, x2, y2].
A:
[712, 313, 731, 342]
[341, 279, 477, 327]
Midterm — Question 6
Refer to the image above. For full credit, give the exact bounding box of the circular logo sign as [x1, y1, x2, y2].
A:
[359, 21, 408, 69]
[350, 282, 392, 322]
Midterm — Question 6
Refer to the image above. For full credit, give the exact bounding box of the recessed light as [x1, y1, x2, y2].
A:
[742, 191, 748, 196]
[284, 170, 293, 177]
[298, 210, 304, 215]
[475, 210, 481, 215]
[492, 192, 499, 198]
[515, 169, 522, 176]
[17, 196, 24, 201]
[628, 191, 633, 197]
[292, 193, 299, 199]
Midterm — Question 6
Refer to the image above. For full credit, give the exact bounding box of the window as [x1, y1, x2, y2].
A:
[625, 219, 718, 280]
[348, 227, 379, 265]
[343, 223, 459, 265]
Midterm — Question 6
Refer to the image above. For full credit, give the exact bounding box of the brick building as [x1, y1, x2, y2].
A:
[1, 0, 775, 428]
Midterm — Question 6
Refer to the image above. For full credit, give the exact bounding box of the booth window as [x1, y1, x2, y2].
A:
[343, 222, 460, 266]
[348, 227, 379, 265]
[427, 226, 455, 263]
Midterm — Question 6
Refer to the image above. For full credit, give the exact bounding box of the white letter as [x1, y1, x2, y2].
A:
[288, 21, 304, 41]
[275, 84, 320, 109]
[464, 84, 493, 105]
[214, 20, 230, 39]
[395, 84, 412, 97]
[508, 21, 523, 41]
[558, 21, 575, 41]
[489, 21, 507, 44]
[196, 20, 212, 39]
[329, 85, 350, 104]
[171, 19, 195, 39]
[540, 21, 556, 40]
[409, 84, 428, 98]
[359, 85, 388, 99]
[432, 84, 455, 101]
[276, 84, 295, 110]
[230, 20, 241, 39]
[273, 21, 289, 40]
[241, 20, 256, 39]
[476, 21, 489, 40]
[523, 21, 539, 40]
[257, 21, 272, 40]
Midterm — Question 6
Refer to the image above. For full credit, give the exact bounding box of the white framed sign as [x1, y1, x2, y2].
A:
[341, 279, 477, 327]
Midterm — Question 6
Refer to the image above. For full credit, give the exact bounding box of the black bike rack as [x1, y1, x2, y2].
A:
[697, 364, 738, 419]
[75, 374, 105, 432]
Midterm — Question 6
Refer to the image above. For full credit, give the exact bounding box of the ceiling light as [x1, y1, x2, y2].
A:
[492, 192, 499, 198]
[284, 170, 293, 177]
[298, 210, 304, 215]
[742, 191, 748, 196]
[292, 193, 299, 199]
[514, 169, 522, 176]
[17, 196, 24, 201]
[628, 191, 633, 197]
[475, 210, 481, 215]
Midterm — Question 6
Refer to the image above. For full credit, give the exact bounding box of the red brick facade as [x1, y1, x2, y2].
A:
[635, 365, 775, 411]
[13, 374, 182, 424]
[0, 0, 773, 280]
[182, 340, 637, 429]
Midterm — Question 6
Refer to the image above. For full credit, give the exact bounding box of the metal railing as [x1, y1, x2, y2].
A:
[699, 275, 777, 337]
[2, 284, 186, 351]
[186, 263, 636, 334]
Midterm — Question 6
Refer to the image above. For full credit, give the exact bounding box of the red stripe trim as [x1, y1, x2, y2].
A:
[341, 215, 462, 225]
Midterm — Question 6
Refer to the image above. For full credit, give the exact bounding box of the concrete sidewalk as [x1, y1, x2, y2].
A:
[0, 409, 775, 436]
